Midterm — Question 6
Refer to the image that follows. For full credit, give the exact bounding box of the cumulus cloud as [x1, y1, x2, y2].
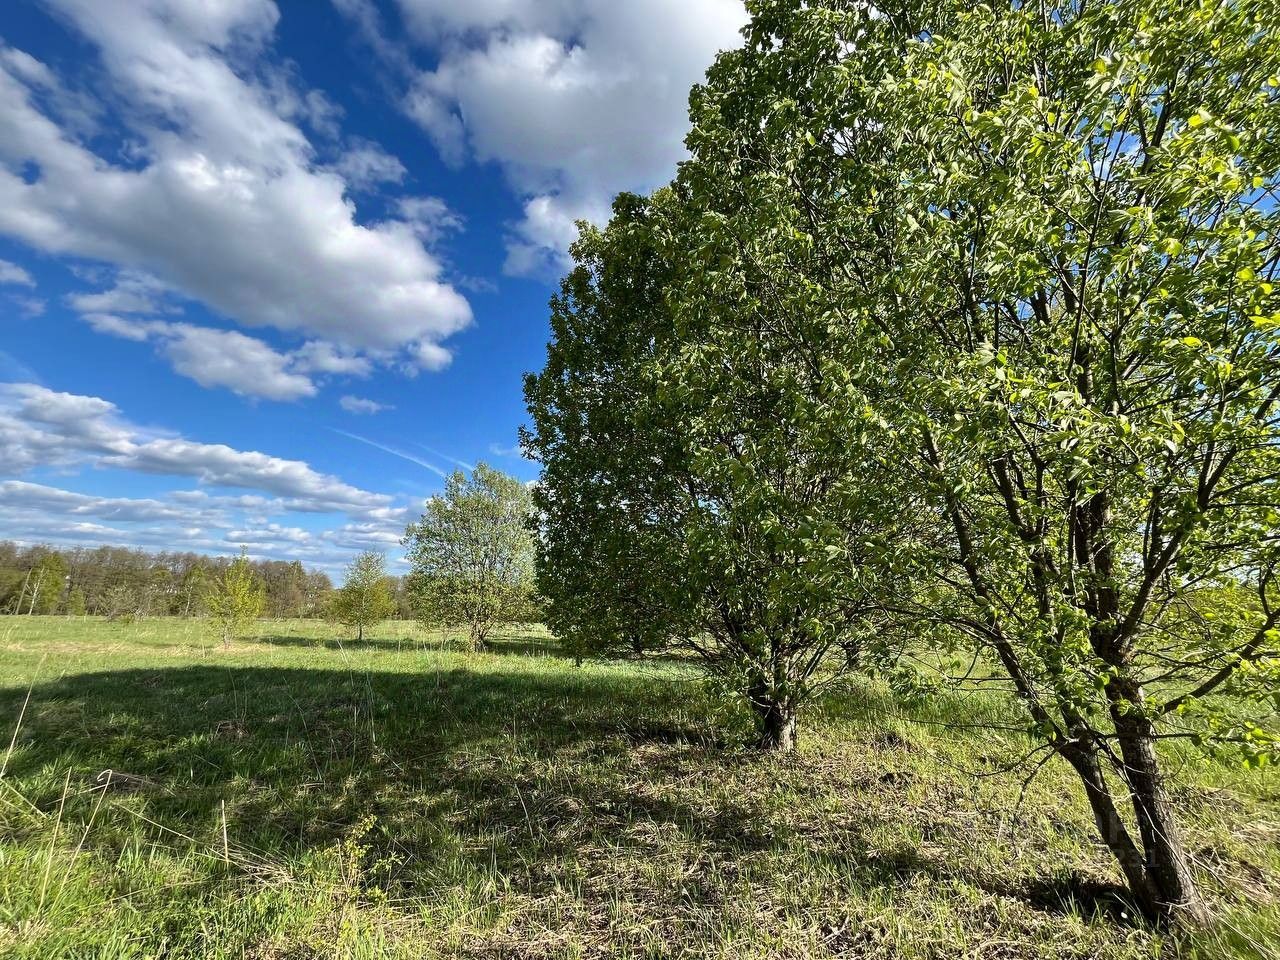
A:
[330, 139, 407, 189]
[83, 313, 383, 401]
[0, 480, 207, 524]
[291, 340, 373, 377]
[0, 258, 34, 286]
[0, 478, 414, 572]
[67, 271, 172, 314]
[84, 315, 315, 400]
[0, 0, 472, 368]
[394, 0, 746, 275]
[159, 324, 318, 401]
[395, 195, 464, 243]
[339, 395, 393, 414]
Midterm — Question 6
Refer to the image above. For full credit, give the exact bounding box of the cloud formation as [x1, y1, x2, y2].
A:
[0, 259, 34, 286]
[0, 383, 390, 512]
[340, 395, 393, 415]
[0, 382, 420, 571]
[395, 0, 746, 275]
[0, 0, 471, 368]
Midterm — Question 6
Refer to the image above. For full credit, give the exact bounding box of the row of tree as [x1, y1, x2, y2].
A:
[0, 542, 339, 620]
[202, 464, 541, 647]
[524, 0, 1280, 926]
[1, 461, 541, 641]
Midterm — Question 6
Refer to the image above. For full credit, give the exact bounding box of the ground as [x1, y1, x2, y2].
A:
[0, 617, 1275, 959]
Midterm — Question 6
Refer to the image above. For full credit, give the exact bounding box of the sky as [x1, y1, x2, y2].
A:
[0, 0, 748, 577]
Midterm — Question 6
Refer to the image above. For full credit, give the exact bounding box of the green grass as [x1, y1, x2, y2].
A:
[0, 617, 1275, 958]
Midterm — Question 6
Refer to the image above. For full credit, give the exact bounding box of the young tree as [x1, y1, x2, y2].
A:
[177, 560, 209, 618]
[675, 0, 1280, 922]
[330, 551, 396, 641]
[205, 551, 266, 648]
[403, 464, 537, 650]
[22, 552, 68, 615]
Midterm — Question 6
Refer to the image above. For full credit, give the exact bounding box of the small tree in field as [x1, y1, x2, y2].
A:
[330, 551, 396, 642]
[205, 551, 265, 648]
[403, 464, 537, 650]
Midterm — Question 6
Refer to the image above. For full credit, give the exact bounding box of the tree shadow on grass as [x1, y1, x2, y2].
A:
[0, 661, 1139, 929]
[250, 632, 566, 658]
[252, 634, 441, 652]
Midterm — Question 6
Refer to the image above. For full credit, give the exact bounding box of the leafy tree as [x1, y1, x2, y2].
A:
[19, 552, 68, 615]
[403, 464, 537, 650]
[65, 587, 87, 617]
[675, 0, 1280, 922]
[330, 551, 397, 641]
[525, 192, 906, 751]
[177, 560, 209, 618]
[524, 193, 699, 666]
[205, 550, 266, 648]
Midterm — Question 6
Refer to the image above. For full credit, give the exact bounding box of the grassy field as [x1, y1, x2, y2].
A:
[0, 617, 1275, 959]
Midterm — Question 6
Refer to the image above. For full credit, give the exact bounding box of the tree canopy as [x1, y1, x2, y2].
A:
[402, 464, 538, 649]
[330, 551, 397, 642]
[527, 0, 1280, 924]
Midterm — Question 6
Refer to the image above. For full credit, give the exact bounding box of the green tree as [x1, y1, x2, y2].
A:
[65, 587, 87, 617]
[21, 552, 68, 615]
[330, 551, 397, 642]
[525, 192, 906, 751]
[205, 551, 266, 648]
[674, 0, 1280, 922]
[403, 464, 537, 650]
[177, 560, 209, 618]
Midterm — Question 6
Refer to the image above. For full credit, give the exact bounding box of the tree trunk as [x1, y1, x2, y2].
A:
[1062, 736, 1207, 926]
[1062, 743, 1160, 912]
[749, 682, 797, 753]
[358, 622, 364, 643]
[1114, 713, 1209, 925]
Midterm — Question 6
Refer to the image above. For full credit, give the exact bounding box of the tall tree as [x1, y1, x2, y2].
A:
[675, 0, 1280, 922]
[205, 551, 266, 648]
[330, 551, 396, 642]
[525, 192, 905, 751]
[403, 464, 537, 650]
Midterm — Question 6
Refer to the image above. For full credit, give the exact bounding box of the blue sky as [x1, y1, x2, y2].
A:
[0, 0, 746, 576]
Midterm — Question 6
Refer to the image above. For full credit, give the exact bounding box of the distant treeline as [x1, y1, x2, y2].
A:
[0, 541, 409, 620]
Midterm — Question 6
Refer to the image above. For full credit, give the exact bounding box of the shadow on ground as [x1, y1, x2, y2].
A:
[251, 632, 565, 658]
[0, 655, 1137, 926]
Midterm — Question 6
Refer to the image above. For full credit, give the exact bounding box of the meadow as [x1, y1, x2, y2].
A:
[0, 617, 1276, 959]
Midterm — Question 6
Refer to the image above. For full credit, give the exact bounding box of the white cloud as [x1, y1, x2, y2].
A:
[395, 195, 464, 243]
[84, 312, 153, 341]
[0, 480, 208, 524]
[0, 0, 472, 368]
[67, 271, 172, 314]
[83, 313, 387, 401]
[160, 324, 318, 401]
[292, 340, 373, 377]
[84, 315, 315, 400]
[0, 258, 34, 286]
[396, 0, 746, 275]
[0, 481, 414, 573]
[0, 382, 392, 513]
[340, 395, 393, 415]
[330, 139, 407, 189]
